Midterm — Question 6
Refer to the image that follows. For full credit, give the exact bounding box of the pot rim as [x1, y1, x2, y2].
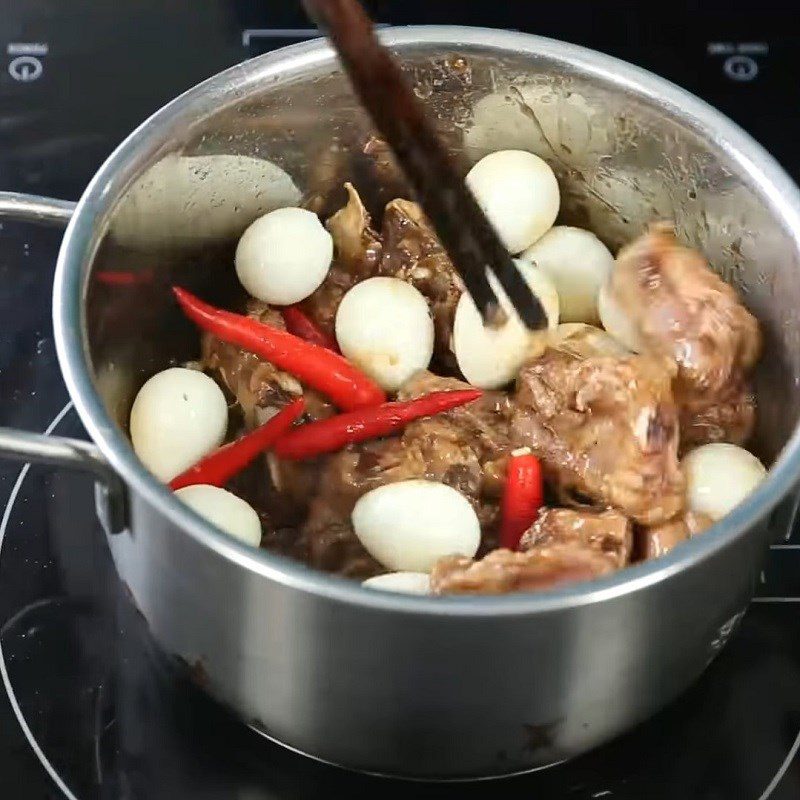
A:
[53, 25, 800, 617]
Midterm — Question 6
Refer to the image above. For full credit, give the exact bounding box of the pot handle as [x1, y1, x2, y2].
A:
[0, 191, 127, 534]
[0, 428, 127, 534]
[0, 191, 77, 225]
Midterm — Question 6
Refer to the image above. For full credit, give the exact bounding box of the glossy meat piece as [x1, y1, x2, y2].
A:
[301, 431, 489, 577]
[431, 505, 632, 596]
[520, 506, 633, 569]
[201, 299, 305, 428]
[301, 442, 388, 578]
[430, 545, 615, 596]
[303, 187, 463, 366]
[302, 373, 513, 575]
[300, 433, 483, 579]
[512, 348, 685, 525]
[380, 433, 493, 524]
[396, 371, 514, 520]
[638, 511, 713, 560]
[358, 135, 412, 209]
[326, 182, 383, 278]
[679, 379, 756, 450]
[304, 411, 500, 555]
[611, 223, 761, 447]
[201, 299, 335, 533]
[397, 371, 512, 462]
[379, 199, 462, 366]
[300, 423, 494, 578]
[300, 182, 383, 338]
[201, 298, 335, 429]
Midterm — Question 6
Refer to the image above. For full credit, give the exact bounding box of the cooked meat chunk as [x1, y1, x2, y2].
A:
[302, 373, 513, 574]
[202, 299, 335, 533]
[679, 379, 756, 450]
[611, 223, 761, 447]
[430, 545, 615, 596]
[358, 135, 412, 207]
[397, 371, 512, 462]
[638, 511, 714, 560]
[301, 187, 463, 367]
[301, 442, 388, 577]
[304, 416, 501, 557]
[326, 182, 383, 278]
[301, 430, 490, 577]
[201, 299, 306, 428]
[431, 506, 631, 595]
[308, 520, 383, 578]
[395, 372, 514, 521]
[297, 265, 353, 342]
[300, 182, 383, 338]
[201, 298, 334, 429]
[512, 348, 685, 525]
[551, 323, 631, 360]
[379, 199, 462, 366]
[520, 507, 632, 569]
[379, 435, 492, 523]
[301, 437, 478, 578]
[300, 414, 502, 577]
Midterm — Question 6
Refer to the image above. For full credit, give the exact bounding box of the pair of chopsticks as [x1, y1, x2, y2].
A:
[301, 0, 548, 331]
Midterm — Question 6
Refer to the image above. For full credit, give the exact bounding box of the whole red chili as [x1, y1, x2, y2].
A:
[273, 389, 482, 460]
[169, 398, 304, 490]
[280, 305, 339, 352]
[96, 269, 155, 286]
[499, 449, 544, 550]
[173, 287, 385, 411]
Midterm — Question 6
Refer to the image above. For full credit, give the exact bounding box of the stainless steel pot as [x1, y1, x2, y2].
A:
[2, 27, 800, 780]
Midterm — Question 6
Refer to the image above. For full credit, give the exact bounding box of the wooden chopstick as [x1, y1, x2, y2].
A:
[302, 0, 548, 330]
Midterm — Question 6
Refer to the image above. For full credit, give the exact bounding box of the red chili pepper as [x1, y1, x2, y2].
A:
[273, 389, 482, 460]
[169, 398, 304, 490]
[499, 450, 544, 550]
[96, 269, 155, 286]
[280, 305, 339, 352]
[173, 287, 385, 411]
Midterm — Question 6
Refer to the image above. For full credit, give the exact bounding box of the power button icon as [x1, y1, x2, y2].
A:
[8, 55, 43, 82]
[723, 55, 759, 81]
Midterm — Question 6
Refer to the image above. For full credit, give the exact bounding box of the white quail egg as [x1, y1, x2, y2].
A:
[453, 260, 559, 389]
[682, 443, 767, 521]
[235, 207, 333, 305]
[465, 150, 560, 253]
[335, 277, 434, 392]
[130, 367, 227, 483]
[598, 278, 645, 353]
[175, 485, 262, 547]
[352, 480, 480, 573]
[521, 226, 614, 324]
[362, 572, 431, 595]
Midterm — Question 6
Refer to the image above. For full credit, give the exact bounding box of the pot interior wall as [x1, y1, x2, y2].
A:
[84, 41, 800, 465]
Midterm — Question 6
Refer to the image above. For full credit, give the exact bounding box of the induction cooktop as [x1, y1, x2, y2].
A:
[1, 1, 799, 798]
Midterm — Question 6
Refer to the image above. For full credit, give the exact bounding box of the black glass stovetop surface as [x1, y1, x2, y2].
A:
[1, 1, 800, 798]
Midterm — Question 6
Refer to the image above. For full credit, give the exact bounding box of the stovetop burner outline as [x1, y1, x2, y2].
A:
[0, 401, 80, 800]
[3, 2, 800, 796]
[758, 733, 800, 800]
[1, 405, 798, 798]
